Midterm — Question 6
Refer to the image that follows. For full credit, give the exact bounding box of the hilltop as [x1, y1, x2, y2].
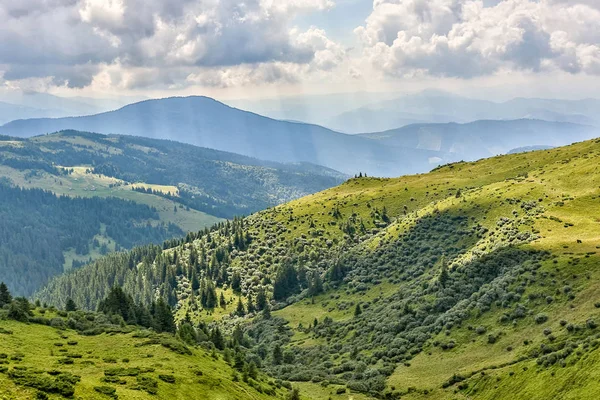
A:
[34, 136, 600, 399]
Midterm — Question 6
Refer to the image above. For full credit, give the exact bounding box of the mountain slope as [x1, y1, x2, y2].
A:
[0, 130, 345, 218]
[0, 130, 345, 296]
[0, 310, 287, 399]
[36, 137, 600, 399]
[0, 96, 443, 177]
[359, 119, 600, 160]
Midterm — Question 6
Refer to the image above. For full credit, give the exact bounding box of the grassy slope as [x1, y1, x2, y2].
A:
[34, 138, 600, 399]
[0, 316, 284, 400]
[246, 139, 600, 398]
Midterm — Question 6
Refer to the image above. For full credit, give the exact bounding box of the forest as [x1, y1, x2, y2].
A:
[0, 182, 182, 297]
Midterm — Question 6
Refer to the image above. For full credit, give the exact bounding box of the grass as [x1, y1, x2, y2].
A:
[0, 164, 222, 233]
[0, 317, 284, 400]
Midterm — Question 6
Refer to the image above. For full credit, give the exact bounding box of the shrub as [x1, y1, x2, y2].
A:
[158, 374, 176, 383]
[535, 313, 548, 324]
[94, 385, 117, 398]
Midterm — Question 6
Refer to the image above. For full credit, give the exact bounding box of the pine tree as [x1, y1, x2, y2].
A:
[246, 294, 256, 314]
[439, 257, 449, 287]
[210, 327, 225, 350]
[0, 282, 12, 307]
[154, 298, 175, 333]
[273, 261, 299, 300]
[65, 298, 77, 312]
[354, 303, 362, 317]
[272, 343, 283, 365]
[231, 271, 242, 293]
[235, 297, 245, 317]
[262, 304, 271, 320]
[308, 272, 323, 296]
[255, 287, 267, 311]
[219, 292, 227, 309]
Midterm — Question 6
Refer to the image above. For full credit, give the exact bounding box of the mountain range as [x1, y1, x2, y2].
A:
[2, 96, 599, 177]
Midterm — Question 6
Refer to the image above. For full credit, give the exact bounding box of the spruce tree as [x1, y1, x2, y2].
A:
[354, 303, 362, 317]
[219, 292, 227, 309]
[154, 298, 175, 333]
[235, 297, 245, 317]
[0, 282, 12, 307]
[272, 343, 283, 365]
[65, 298, 77, 312]
[255, 287, 267, 311]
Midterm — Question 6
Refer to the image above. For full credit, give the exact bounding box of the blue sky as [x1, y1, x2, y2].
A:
[294, 0, 373, 47]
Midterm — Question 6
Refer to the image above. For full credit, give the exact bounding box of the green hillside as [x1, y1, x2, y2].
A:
[0, 130, 345, 296]
[0, 305, 288, 399]
[34, 137, 600, 399]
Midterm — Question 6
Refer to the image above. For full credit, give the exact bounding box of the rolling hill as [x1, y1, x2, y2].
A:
[34, 136, 600, 399]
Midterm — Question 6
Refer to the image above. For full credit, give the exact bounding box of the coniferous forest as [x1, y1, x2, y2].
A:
[0, 182, 182, 296]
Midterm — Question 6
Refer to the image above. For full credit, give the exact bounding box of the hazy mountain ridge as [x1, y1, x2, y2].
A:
[326, 91, 600, 133]
[358, 119, 600, 160]
[3, 96, 598, 178]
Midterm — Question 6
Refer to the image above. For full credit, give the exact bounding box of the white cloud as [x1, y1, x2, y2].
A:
[355, 0, 600, 78]
[0, 0, 344, 90]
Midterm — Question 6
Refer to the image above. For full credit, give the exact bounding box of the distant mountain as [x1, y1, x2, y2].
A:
[327, 91, 600, 133]
[0, 130, 346, 218]
[0, 101, 60, 125]
[0, 96, 442, 177]
[359, 119, 600, 161]
[508, 145, 555, 154]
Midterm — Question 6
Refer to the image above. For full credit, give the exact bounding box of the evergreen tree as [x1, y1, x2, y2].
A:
[65, 298, 78, 312]
[0, 282, 12, 307]
[219, 292, 227, 309]
[272, 343, 283, 365]
[154, 297, 176, 333]
[210, 327, 225, 350]
[235, 297, 246, 317]
[272, 261, 299, 301]
[308, 272, 323, 296]
[354, 303, 362, 317]
[439, 257, 449, 287]
[255, 287, 267, 311]
[262, 304, 272, 320]
[231, 271, 242, 293]
[246, 294, 256, 314]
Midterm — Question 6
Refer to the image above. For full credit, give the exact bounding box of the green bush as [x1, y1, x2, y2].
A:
[158, 374, 176, 383]
[94, 385, 118, 398]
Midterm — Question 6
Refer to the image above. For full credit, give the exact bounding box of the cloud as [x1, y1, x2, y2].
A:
[355, 0, 600, 78]
[0, 0, 343, 89]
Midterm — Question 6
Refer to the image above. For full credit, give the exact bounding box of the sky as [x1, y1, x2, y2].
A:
[0, 0, 599, 101]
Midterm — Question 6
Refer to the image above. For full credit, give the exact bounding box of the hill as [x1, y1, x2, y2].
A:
[358, 119, 599, 161]
[35, 137, 600, 399]
[0, 299, 290, 399]
[0, 131, 344, 296]
[0, 96, 443, 177]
